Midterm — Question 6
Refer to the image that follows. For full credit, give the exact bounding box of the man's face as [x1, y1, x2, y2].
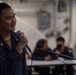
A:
[0, 8, 16, 32]
[56, 41, 64, 50]
[56, 41, 64, 46]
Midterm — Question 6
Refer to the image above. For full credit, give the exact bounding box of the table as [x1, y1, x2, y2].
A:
[26, 59, 76, 66]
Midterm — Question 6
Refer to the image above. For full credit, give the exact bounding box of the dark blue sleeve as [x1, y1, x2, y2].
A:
[0, 46, 9, 75]
[32, 51, 44, 60]
[23, 49, 28, 75]
[0, 46, 6, 66]
[9, 49, 28, 75]
[32, 54, 44, 60]
[9, 49, 23, 62]
[23, 56, 28, 75]
[67, 48, 74, 57]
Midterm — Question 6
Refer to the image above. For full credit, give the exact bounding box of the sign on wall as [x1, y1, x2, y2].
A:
[37, 10, 51, 30]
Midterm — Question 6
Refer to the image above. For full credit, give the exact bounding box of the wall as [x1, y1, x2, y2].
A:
[2, 0, 73, 50]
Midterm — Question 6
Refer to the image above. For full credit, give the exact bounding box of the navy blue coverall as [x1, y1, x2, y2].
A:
[0, 32, 28, 75]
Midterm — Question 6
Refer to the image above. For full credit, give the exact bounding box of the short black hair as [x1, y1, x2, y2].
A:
[56, 36, 65, 42]
[34, 39, 47, 51]
[0, 3, 11, 15]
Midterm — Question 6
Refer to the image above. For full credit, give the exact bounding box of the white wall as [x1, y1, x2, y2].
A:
[3, 0, 74, 50]
[12, 0, 71, 49]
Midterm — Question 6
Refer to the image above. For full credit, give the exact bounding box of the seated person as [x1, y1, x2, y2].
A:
[52, 36, 74, 75]
[32, 39, 56, 75]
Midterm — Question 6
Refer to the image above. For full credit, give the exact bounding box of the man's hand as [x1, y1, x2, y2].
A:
[16, 32, 28, 54]
[55, 50, 61, 55]
[44, 55, 51, 61]
[18, 32, 28, 47]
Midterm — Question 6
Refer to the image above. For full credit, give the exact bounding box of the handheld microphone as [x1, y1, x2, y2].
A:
[17, 30, 32, 53]
[26, 44, 32, 53]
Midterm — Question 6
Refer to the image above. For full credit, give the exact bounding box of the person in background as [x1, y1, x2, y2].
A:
[0, 3, 28, 75]
[32, 39, 56, 75]
[52, 36, 74, 75]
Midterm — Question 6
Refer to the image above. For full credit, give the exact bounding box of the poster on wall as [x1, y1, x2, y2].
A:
[37, 10, 51, 30]
[58, 0, 67, 12]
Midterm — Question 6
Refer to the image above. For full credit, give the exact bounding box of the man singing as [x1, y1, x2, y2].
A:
[0, 3, 28, 75]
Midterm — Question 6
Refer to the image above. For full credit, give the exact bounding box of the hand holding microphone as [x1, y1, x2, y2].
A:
[17, 31, 28, 48]
[16, 31, 31, 54]
[44, 55, 51, 61]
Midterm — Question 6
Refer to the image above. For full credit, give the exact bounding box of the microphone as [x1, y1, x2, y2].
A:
[26, 44, 32, 53]
[44, 49, 76, 60]
[17, 30, 32, 53]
